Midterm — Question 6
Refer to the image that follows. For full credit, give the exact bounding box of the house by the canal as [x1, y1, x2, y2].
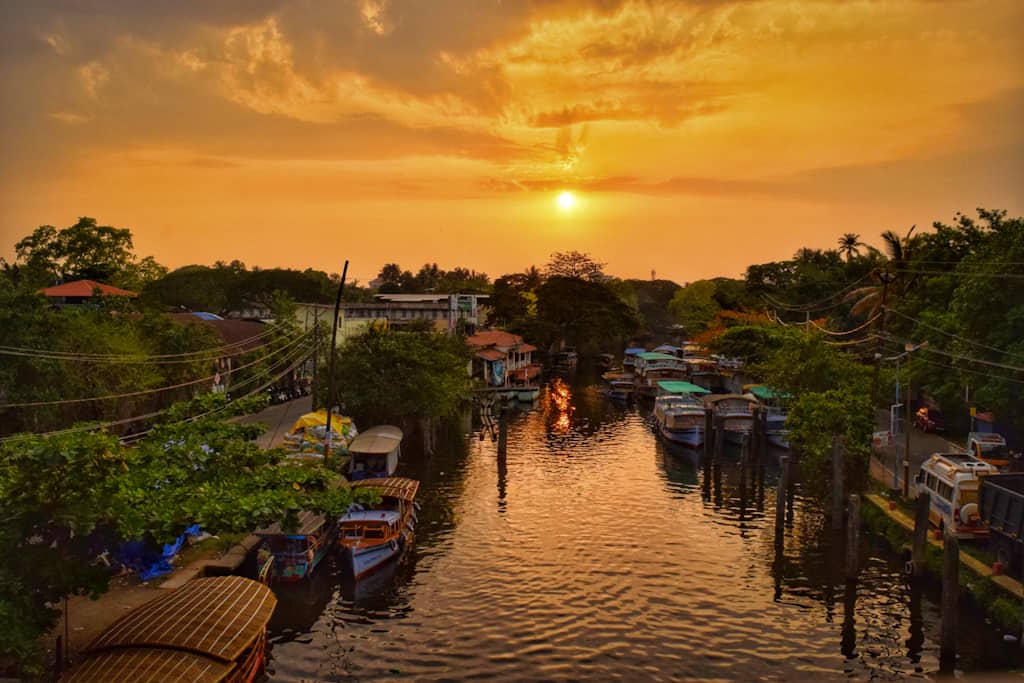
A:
[39, 279, 138, 306]
[466, 330, 540, 387]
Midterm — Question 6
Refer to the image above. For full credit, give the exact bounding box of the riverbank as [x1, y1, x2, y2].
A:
[860, 489, 1024, 636]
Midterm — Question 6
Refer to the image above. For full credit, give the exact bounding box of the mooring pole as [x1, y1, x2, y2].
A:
[775, 455, 789, 546]
[497, 408, 508, 459]
[703, 407, 713, 460]
[323, 260, 349, 469]
[912, 493, 930, 578]
[846, 494, 860, 581]
[940, 535, 960, 672]
[832, 435, 845, 530]
[714, 416, 725, 457]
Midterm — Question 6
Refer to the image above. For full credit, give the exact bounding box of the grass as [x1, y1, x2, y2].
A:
[860, 498, 1024, 633]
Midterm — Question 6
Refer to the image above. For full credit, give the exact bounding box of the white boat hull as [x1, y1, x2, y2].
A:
[659, 425, 703, 447]
[343, 538, 403, 580]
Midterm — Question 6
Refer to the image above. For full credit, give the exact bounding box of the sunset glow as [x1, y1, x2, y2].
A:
[0, 1, 1021, 281]
[557, 191, 576, 211]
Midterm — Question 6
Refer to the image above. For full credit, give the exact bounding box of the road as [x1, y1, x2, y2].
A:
[871, 408, 964, 492]
[236, 396, 312, 449]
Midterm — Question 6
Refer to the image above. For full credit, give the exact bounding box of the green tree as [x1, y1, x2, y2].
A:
[322, 329, 471, 425]
[0, 402, 365, 674]
[544, 251, 606, 280]
[668, 280, 720, 334]
[534, 276, 640, 354]
[837, 233, 864, 261]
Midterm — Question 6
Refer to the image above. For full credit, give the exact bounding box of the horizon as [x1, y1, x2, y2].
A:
[2, 1, 1022, 284]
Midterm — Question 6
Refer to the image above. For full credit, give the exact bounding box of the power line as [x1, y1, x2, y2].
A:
[885, 308, 1016, 357]
[893, 268, 1024, 280]
[760, 272, 873, 313]
[0, 325, 293, 364]
[878, 332, 1024, 373]
[806, 312, 881, 336]
[0, 330, 313, 408]
[0, 338, 314, 444]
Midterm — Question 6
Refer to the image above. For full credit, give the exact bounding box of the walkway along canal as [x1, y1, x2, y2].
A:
[262, 377, 1023, 681]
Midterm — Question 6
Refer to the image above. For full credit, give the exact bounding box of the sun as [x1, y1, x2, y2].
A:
[557, 191, 576, 210]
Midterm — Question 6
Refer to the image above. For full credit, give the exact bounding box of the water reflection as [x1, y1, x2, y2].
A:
[264, 377, 1022, 681]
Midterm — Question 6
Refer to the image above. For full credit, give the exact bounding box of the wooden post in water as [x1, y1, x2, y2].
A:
[497, 408, 508, 459]
[940, 534, 959, 672]
[713, 416, 725, 457]
[775, 455, 789, 545]
[846, 494, 860, 582]
[831, 436, 844, 530]
[912, 492, 930, 577]
[703, 407, 713, 460]
[739, 433, 750, 500]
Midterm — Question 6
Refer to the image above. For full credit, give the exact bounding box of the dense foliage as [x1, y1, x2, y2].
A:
[0, 399, 366, 674]
[322, 328, 472, 425]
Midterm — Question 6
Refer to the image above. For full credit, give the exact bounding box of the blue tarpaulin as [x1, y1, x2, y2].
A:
[119, 524, 202, 581]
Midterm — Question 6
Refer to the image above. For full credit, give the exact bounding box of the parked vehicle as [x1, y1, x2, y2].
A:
[968, 431, 1010, 468]
[979, 473, 1024, 572]
[914, 406, 946, 433]
[915, 452, 998, 539]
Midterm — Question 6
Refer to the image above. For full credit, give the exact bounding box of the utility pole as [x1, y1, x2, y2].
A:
[324, 261, 349, 469]
[869, 270, 894, 406]
[311, 307, 321, 411]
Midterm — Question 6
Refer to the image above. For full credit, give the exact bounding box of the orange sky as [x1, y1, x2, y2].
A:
[1, 0, 1022, 284]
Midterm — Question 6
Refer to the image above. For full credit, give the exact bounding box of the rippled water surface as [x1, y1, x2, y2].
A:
[265, 379, 1023, 681]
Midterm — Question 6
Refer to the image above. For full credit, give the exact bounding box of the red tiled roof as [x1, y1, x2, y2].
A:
[466, 330, 523, 349]
[475, 348, 505, 361]
[519, 343, 537, 353]
[40, 280, 138, 298]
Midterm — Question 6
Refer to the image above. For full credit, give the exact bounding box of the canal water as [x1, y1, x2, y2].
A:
[265, 378, 1022, 681]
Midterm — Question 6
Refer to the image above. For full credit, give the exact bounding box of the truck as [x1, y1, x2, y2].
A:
[968, 431, 1010, 468]
[979, 473, 1024, 573]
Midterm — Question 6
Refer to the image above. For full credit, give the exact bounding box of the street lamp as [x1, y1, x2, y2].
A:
[884, 341, 929, 495]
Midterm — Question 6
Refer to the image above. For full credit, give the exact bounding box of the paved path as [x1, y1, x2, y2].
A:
[873, 408, 964, 491]
[236, 396, 312, 449]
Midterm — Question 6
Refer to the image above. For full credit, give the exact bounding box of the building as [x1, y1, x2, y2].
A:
[295, 293, 487, 343]
[466, 330, 540, 387]
[39, 279, 137, 306]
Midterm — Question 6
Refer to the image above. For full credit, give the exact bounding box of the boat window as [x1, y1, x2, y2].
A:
[343, 526, 362, 538]
[365, 527, 386, 539]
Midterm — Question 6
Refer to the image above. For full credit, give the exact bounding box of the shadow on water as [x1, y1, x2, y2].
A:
[263, 376, 1024, 681]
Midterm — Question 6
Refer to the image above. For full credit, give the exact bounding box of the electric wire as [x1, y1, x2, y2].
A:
[806, 312, 881, 336]
[884, 308, 1017, 357]
[1, 330, 313, 408]
[0, 325, 295, 363]
[877, 332, 1024, 373]
[0, 337, 315, 444]
[760, 272, 873, 312]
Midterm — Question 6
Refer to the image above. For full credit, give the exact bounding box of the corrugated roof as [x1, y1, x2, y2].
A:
[63, 648, 230, 683]
[40, 280, 138, 298]
[349, 425, 403, 455]
[84, 576, 276, 663]
[256, 510, 328, 536]
[657, 380, 710, 395]
[352, 477, 420, 501]
[466, 330, 523, 348]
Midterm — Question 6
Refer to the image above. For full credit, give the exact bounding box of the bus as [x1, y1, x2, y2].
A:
[915, 453, 998, 539]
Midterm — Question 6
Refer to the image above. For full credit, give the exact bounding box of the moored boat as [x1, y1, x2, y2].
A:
[339, 477, 420, 580]
[704, 394, 758, 445]
[63, 576, 276, 683]
[516, 386, 541, 402]
[654, 380, 711, 446]
[256, 511, 336, 582]
[622, 347, 645, 373]
[349, 425, 403, 481]
[634, 352, 688, 398]
[743, 384, 791, 449]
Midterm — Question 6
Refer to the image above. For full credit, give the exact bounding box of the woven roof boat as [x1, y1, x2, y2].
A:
[63, 576, 276, 683]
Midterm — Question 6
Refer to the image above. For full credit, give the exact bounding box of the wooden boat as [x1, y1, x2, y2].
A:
[654, 381, 710, 447]
[63, 576, 276, 683]
[622, 347, 645, 372]
[516, 386, 541, 402]
[743, 384, 791, 449]
[349, 425, 403, 481]
[596, 353, 616, 371]
[554, 349, 578, 372]
[339, 477, 420, 580]
[604, 379, 635, 402]
[634, 352, 688, 398]
[256, 511, 336, 582]
[704, 394, 758, 445]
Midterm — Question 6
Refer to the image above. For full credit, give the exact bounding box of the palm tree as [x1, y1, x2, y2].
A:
[837, 233, 864, 261]
[844, 225, 919, 318]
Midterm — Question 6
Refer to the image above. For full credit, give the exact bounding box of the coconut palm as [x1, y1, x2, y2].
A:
[837, 233, 864, 261]
[844, 225, 919, 317]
